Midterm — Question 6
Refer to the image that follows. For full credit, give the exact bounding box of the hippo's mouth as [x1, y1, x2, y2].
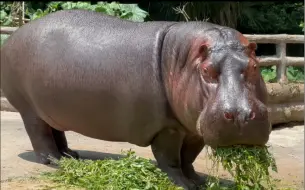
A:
[196, 104, 271, 149]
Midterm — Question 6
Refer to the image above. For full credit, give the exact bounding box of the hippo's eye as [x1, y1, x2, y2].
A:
[200, 64, 219, 83]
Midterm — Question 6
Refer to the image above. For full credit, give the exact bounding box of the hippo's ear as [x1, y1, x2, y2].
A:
[198, 44, 209, 61]
[248, 42, 257, 51]
[247, 42, 257, 57]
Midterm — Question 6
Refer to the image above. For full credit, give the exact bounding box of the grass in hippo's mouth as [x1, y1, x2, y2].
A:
[206, 145, 278, 190]
[41, 146, 278, 190]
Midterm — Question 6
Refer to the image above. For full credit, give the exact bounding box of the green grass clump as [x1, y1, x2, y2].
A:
[42, 150, 183, 190]
[206, 145, 278, 190]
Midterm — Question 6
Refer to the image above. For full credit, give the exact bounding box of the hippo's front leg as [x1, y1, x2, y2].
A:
[151, 128, 196, 190]
[181, 135, 206, 186]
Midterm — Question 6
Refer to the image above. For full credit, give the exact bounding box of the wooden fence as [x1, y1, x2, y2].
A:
[0, 27, 304, 125]
[244, 34, 304, 84]
[243, 34, 304, 125]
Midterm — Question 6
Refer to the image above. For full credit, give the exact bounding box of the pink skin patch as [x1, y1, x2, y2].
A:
[167, 37, 213, 128]
[238, 33, 250, 46]
[169, 37, 212, 95]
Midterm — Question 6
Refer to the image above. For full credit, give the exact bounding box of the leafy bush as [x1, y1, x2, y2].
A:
[300, 21, 304, 31]
[0, 2, 13, 26]
[26, 1, 148, 22]
[260, 66, 277, 83]
[286, 66, 304, 82]
[237, 2, 304, 34]
[260, 66, 304, 83]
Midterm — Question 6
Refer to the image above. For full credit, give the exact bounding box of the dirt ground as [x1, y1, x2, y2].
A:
[1, 111, 304, 189]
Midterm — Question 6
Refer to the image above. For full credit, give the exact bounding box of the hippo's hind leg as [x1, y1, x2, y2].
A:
[151, 128, 197, 190]
[181, 135, 206, 186]
[51, 128, 79, 159]
[20, 111, 62, 164]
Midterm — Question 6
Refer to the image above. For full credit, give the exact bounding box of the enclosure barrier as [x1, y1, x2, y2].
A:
[1, 27, 304, 125]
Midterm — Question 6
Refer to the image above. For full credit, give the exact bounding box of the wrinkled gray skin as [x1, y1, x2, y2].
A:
[1, 10, 271, 189]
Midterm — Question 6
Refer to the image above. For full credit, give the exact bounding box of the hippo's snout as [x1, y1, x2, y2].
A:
[198, 97, 271, 148]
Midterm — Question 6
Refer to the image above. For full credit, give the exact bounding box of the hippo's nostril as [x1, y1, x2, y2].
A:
[224, 112, 234, 120]
[249, 111, 256, 120]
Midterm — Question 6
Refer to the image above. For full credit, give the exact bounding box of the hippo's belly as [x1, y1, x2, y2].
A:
[33, 90, 165, 146]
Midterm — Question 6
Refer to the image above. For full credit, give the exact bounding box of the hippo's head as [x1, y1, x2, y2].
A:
[162, 23, 271, 148]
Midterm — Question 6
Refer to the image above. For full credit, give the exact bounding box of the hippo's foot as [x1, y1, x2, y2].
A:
[151, 128, 198, 190]
[182, 164, 206, 187]
[51, 128, 79, 159]
[159, 165, 197, 190]
[35, 151, 62, 165]
[59, 148, 79, 159]
[35, 148, 78, 165]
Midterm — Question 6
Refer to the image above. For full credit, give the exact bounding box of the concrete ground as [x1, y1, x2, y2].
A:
[1, 111, 304, 189]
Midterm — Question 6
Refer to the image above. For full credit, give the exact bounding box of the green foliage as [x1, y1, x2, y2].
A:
[143, 2, 304, 36]
[177, 2, 242, 28]
[144, 2, 304, 34]
[286, 66, 304, 83]
[300, 21, 304, 31]
[260, 66, 304, 83]
[206, 145, 278, 190]
[237, 2, 304, 34]
[0, 1, 13, 26]
[0, 10, 12, 26]
[0, 1, 148, 24]
[25, 1, 148, 22]
[260, 66, 277, 83]
[43, 150, 183, 190]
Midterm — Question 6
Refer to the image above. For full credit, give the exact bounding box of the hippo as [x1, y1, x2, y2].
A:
[1, 9, 271, 189]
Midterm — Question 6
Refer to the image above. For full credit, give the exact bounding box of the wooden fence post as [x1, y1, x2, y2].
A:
[276, 42, 288, 84]
[18, 1, 25, 27]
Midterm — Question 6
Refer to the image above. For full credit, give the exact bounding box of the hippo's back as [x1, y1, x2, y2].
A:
[1, 10, 176, 146]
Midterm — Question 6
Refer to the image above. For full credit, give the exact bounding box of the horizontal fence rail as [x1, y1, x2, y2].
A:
[0, 27, 18, 35]
[0, 26, 304, 125]
[244, 34, 304, 44]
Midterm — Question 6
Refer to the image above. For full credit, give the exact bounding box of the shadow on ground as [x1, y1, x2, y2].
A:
[272, 121, 304, 130]
[18, 149, 234, 187]
[18, 150, 128, 164]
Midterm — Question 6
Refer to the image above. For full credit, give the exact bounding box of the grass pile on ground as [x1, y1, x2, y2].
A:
[42, 146, 278, 190]
[42, 150, 183, 190]
[206, 145, 278, 190]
